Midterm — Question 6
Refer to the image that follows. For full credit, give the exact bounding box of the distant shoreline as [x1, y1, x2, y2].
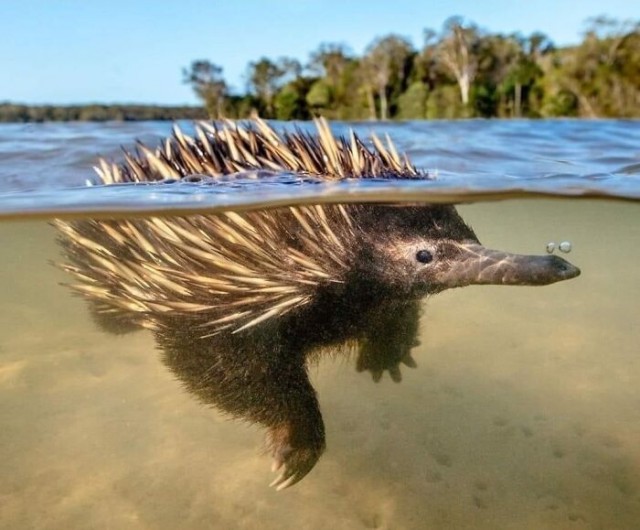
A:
[1, 103, 635, 123]
[0, 103, 208, 123]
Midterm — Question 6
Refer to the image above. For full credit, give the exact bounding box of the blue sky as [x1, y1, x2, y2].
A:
[1, 0, 638, 105]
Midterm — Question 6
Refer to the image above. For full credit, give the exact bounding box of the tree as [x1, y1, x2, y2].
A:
[274, 77, 313, 120]
[472, 32, 546, 117]
[246, 57, 302, 117]
[506, 33, 550, 116]
[433, 17, 480, 106]
[306, 43, 359, 117]
[362, 35, 414, 120]
[308, 43, 352, 87]
[546, 16, 640, 117]
[182, 60, 228, 118]
[355, 61, 378, 120]
[245, 58, 283, 117]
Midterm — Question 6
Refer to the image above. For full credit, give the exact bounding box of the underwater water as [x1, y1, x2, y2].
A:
[0, 120, 639, 530]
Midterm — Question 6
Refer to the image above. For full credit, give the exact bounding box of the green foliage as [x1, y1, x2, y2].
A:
[2, 16, 638, 122]
[305, 80, 331, 111]
[179, 15, 638, 120]
[246, 57, 303, 116]
[275, 79, 312, 120]
[471, 84, 498, 118]
[542, 89, 579, 117]
[539, 18, 640, 118]
[426, 85, 466, 119]
[397, 82, 428, 119]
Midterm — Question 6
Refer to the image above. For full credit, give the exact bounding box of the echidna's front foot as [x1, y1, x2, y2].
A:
[266, 422, 325, 490]
[357, 300, 421, 382]
[356, 343, 418, 383]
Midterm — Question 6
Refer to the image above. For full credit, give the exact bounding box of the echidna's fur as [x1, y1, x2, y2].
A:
[54, 117, 580, 490]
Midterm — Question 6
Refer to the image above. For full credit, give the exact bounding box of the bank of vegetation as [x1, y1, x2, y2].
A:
[0, 104, 206, 123]
[2, 16, 638, 122]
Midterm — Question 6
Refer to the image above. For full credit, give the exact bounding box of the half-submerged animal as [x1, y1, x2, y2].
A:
[55, 118, 580, 489]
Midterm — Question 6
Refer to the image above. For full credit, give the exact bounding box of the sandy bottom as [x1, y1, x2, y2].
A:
[1, 199, 639, 530]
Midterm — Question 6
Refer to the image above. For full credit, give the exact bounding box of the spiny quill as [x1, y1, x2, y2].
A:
[56, 118, 421, 336]
[92, 116, 419, 184]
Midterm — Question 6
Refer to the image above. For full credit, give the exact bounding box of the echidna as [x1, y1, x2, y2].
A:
[55, 118, 580, 490]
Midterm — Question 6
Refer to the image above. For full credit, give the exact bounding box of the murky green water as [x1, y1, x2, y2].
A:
[1, 198, 638, 530]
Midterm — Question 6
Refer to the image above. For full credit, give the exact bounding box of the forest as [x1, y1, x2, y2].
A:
[2, 16, 639, 122]
[0, 104, 206, 123]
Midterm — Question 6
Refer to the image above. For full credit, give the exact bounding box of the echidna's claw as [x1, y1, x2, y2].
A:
[401, 353, 417, 368]
[267, 426, 324, 491]
[268, 448, 320, 491]
[389, 365, 402, 382]
[269, 467, 304, 491]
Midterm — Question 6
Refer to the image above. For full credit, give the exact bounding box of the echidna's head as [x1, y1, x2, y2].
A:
[355, 204, 580, 298]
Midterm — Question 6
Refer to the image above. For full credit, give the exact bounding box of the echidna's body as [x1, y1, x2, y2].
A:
[56, 118, 580, 489]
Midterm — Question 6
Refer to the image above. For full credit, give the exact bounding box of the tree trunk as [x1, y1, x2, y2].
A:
[216, 96, 225, 119]
[514, 82, 522, 117]
[578, 94, 598, 118]
[458, 73, 470, 105]
[379, 88, 388, 121]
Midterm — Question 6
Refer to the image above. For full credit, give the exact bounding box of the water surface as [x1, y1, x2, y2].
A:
[0, 120, 639, 218]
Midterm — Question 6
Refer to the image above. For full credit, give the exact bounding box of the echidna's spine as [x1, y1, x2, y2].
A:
[57, 118, 426, 335]
[93, 117, 421, 185]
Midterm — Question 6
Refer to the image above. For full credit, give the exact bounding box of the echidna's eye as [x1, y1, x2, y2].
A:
[416, 250, 433, 264]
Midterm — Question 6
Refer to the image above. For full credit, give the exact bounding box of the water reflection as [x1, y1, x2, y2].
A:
[55, 202, 579, 490]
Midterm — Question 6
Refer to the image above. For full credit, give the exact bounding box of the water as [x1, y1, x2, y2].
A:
[1, 120, 639, 218]
[1, 120, 640, 529]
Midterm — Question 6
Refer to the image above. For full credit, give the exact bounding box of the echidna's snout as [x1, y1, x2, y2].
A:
[438, 242, 581, 288]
